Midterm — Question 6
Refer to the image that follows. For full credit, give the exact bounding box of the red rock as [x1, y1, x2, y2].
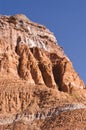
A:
[0, 14, 86, 130]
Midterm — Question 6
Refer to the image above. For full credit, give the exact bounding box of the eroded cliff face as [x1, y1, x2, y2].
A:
[0, 14, 85, 92]
[0, 14, 86, 130]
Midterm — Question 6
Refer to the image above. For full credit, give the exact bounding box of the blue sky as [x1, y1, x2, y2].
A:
[0, 0, 86, 83]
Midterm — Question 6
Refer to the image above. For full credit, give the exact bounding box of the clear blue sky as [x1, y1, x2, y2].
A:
[0, 0, 86, 83]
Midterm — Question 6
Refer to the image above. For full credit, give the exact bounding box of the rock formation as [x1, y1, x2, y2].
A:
[0, 14, 86, 130]
[0, 14, 85, 91]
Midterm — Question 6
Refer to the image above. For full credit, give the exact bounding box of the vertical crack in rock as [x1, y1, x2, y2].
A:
[30, 47, 57, 88]
[15, 42, 45, 85]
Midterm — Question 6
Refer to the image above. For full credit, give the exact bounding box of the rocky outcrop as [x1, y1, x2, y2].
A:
[0, 14, 85, 92]
[0, 14, 86, 130]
